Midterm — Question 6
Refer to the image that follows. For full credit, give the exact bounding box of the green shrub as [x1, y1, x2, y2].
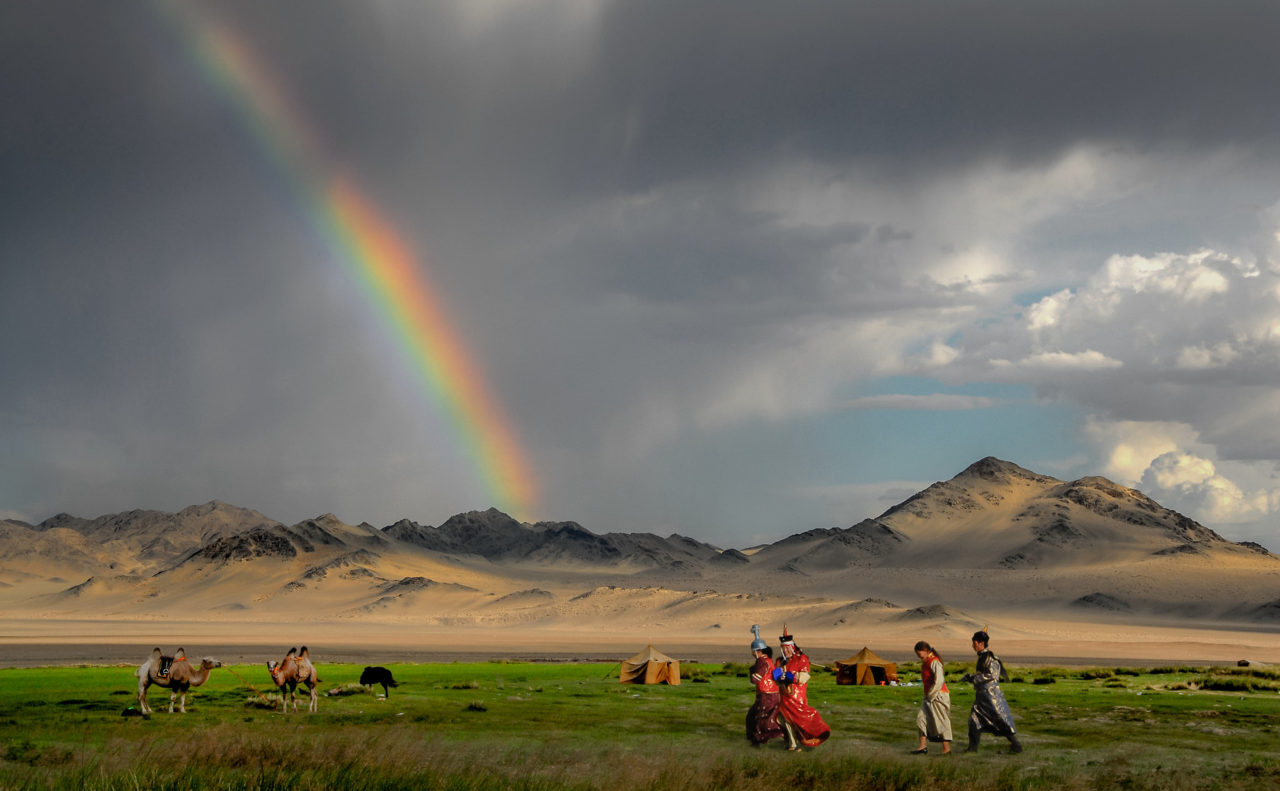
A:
[1195, 676, 1280, 692]
[717, 662, 750, 678]
[1220, 666, 1280, 681]
[1151, 665, 1205, 675]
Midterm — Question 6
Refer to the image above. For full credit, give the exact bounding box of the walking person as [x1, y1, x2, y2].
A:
[961, 630, 1023, 753]
[911, 640, 952, 755]
[773, 627, 831, 750]
[746, 624, 784, 746]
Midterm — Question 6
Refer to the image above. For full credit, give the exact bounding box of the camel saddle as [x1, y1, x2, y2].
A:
[157, 650, 184, 679]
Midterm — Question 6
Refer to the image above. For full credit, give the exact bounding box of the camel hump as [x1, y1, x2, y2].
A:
[286, 647, 297, 658]
[175, 647, 186, 658]
[151, 647, 162, 660]
[299, 646, 309, 658]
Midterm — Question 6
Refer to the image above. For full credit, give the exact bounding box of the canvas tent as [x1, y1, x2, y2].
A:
[619, 645, 681, 685]
[835, 647, 898, 685]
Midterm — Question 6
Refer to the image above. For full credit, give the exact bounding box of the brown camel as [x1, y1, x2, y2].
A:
[267, 646, 319, 713]
[135, 647, 222, 714]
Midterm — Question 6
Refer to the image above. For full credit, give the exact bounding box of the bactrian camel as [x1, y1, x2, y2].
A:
[267, 646, 319, 713]
[135, 647, 222, 714]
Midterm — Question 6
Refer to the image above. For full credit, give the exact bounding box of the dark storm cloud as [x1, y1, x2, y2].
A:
[591, 1, 1280, 174]
[548, 192, 998, 329]
[404, 0, 1280, 192]
[9, 0, 1278, 224]
[566, 200, 872, 305]
[5, 0, 1280, 539]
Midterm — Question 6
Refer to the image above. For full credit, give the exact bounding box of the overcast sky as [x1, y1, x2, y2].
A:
[5, 0, 1280, 549]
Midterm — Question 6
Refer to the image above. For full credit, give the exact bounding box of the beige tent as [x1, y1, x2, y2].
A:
[834, 646, 898, 686]
[619, 645, 681, 685]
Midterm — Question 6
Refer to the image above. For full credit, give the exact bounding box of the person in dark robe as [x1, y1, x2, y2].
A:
[773, 628, 831, 750]
[961, 630, 1022, 753]
[746, 624, 784, 746]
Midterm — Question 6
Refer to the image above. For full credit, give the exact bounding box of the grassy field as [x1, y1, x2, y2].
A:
[1, 658, 1279, 790]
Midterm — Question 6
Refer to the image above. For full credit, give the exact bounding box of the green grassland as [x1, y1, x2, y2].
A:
[1, 659, 1278, 790]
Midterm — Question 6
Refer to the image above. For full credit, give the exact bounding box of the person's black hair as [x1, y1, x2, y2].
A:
[762, 646, 774, 658]
[914, 640, 941, 661]
[972, 630, 990, 646]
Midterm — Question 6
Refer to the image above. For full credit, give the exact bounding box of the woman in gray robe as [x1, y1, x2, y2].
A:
[961, 630, 1023, 753]
[912, 640, 952, 754]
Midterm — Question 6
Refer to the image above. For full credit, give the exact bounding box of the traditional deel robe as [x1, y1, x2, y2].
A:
[969, 650, 1016, 737]
[777, 652, 831, 746]
[746, 655, 784, 745]
[916, 653, 952, 742]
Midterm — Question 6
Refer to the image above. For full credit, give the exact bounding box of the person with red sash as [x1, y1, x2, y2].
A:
[912, 640, 952, 754]
[773, 627, 831, 750]
[746, 624, 784, 746]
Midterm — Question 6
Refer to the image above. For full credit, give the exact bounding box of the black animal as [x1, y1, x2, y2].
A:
[359, 666, 399, 697]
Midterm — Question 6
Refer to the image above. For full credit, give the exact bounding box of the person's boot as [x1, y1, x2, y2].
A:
[964, 723, 980, 752]
[1009, 735, 1023, 754]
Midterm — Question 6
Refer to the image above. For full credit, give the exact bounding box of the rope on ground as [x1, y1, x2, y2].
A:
[224, 665, 277, 709]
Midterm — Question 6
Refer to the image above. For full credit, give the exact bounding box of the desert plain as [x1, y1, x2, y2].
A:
[2, 458, 1278, 670]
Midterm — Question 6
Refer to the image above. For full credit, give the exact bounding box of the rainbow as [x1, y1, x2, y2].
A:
[154, 0, 539, 519]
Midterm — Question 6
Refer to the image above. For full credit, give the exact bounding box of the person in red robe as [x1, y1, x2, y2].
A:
[746, 624, 784, 746]
[773, 628, 831, 750]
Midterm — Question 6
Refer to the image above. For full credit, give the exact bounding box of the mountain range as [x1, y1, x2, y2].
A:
[2, 458, 1277, 651]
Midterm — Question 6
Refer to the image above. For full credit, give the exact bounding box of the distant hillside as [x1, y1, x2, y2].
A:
[383, 507, 721, 569]
[24, 501, 281, 575]
[756, 457, 1266, 572]
[2, 458, 1277, 627]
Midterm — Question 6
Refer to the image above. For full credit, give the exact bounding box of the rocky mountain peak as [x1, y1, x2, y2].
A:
[441, 508, 524, 531]
[956, 456, 1058, 485]
[178, 500, 233, 515]
[37, 513, 86, 531]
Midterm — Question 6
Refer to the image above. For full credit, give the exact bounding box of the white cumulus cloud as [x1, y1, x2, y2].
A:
[1139, 451, 1273, 526]
[1082, 420, 1280, 541]
[1144, 451, 1217, 489]
[991, 350, 1123, 370]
